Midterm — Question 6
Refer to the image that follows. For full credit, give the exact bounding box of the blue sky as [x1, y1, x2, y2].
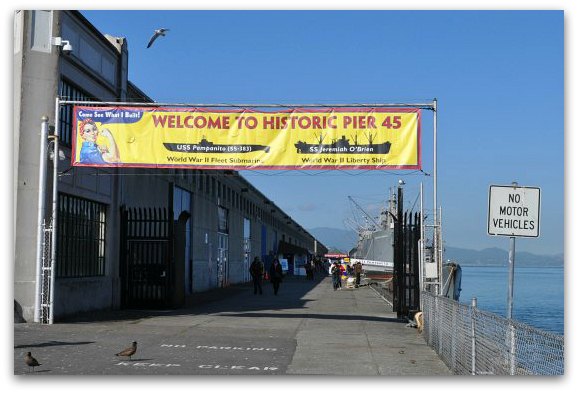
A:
[78, 10, 564, 255]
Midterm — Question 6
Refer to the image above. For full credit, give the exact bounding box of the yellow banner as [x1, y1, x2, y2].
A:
[72, 107, 421, 170]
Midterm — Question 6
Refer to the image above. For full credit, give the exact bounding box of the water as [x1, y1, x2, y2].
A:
[458, 266, 564, 335]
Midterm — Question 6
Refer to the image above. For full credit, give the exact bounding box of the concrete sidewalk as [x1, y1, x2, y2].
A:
[286, 278, 450, 375]
[14, 276, 450, 376]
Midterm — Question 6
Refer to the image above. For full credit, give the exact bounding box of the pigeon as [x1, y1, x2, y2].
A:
[25, 352, 41, 372]
[115, 341, 137, 360]
[147, 28, 169, 48]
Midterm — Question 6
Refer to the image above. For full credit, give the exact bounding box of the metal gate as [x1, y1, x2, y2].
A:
[393, 187, 421, 319]
[120, 207, 173, 308]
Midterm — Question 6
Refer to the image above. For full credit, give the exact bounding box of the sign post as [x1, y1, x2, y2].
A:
[488, 182, 541, 318]
[488, 182, 540, 375]
[507, 236, 515, 319]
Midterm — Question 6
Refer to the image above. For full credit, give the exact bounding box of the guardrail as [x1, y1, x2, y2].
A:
[421, 291, 564, 375]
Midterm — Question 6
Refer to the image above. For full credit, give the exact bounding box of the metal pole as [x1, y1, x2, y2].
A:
[506, 181, 518, 320]
[438, 206, 443, 295]
[396, 183, 404, 318]
[509, 322, 516, 375]
[471, 297, 477, 375]
[507, 235, 516, 375]
[419, 182, 424, 309]
[451, 302, 457, 371]
[59, 100, 437, 109]
[507, 236, 515, 319]
[432, 98, 439, 295]
[34, 116, 49, 323]
[48, 97, 60, 324]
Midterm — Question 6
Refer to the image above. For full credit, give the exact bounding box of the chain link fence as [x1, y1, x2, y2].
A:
[40, 220, 53, 324]
[421, 291, 564, 375]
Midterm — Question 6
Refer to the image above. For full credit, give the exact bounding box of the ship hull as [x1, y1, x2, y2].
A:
[350, 228, 394, 277]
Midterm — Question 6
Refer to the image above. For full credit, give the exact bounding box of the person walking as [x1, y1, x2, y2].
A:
[269, 258, 283, 295]
[305, 261, 314, 280]
[338, 263, 345, 289]
[330, 261, 341, 291]
[354, 261, 363, 288]
[249, 256, 264, 295]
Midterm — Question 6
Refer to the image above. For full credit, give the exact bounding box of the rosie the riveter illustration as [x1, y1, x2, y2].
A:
[78, 119, 121, 164]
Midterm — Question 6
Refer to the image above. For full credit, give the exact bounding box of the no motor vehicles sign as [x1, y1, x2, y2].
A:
[488, 185, 541, 238]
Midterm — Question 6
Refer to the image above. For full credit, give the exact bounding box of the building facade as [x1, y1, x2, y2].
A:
[14, 10, 327, 322]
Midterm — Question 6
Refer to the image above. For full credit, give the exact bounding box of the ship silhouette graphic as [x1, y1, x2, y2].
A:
[294, 133, 391, 155]
[164, 137, 270, 154]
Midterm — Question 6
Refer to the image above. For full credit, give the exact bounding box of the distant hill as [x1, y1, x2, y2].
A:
[308, 227, 564, 267]
[307, 226, 563, 267]
[308, 227, 357, 253]
[445, 246, 564, 267]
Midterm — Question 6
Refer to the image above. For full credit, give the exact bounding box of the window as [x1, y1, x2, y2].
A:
[58, 80, 98, 147]
[57, 193, 106, 278]
[243, 218, 251, 252]
[218, 206, 229, 234]
[173, 186, 191, 220]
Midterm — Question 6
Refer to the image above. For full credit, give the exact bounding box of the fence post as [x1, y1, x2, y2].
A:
[471, 297, 477, 375]
[422, 293, 433, 347]
[451, 301, 457, 372]
[437, 295, 443, 356]
[432, 295, 436, 348]
[509, 322, 516, 375]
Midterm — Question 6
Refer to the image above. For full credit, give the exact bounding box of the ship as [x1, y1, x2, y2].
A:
[164, 137, 270, 154]
[347, 191, 462, 301]
[294, 133, 391, 155]
[347, 193, 396, 278]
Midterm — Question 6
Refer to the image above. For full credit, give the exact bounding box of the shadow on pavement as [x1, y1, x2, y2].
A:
[14, 340, 95, 349]
[58, 276, 331, 324]
[214, 312, 403, 323]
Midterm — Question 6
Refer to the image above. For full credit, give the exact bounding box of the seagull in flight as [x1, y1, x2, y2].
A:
[147, 28, 169, 48]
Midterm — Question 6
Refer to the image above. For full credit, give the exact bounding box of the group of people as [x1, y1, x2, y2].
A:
[250, 256, 364, 295]
[249, 257, 283, 295]
[329, 260, 364, 290]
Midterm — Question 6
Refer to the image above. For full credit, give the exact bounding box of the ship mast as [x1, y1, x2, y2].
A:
[347, 196, 380, 229]
[381, 188, 397, 228]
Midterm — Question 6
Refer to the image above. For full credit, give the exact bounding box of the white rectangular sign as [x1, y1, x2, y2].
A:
[488, 185, 541, 237]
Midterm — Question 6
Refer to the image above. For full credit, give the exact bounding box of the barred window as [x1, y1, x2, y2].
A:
[57, 193, 106, 278]
[58, 80, 98, 147]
